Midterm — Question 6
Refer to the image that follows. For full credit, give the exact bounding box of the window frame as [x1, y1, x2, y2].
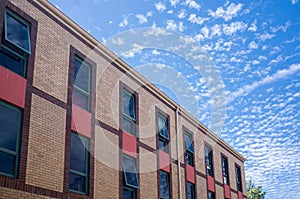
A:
[184, 131, 194, 166]
[157, 111, 169, 153]
[4, 9, 31, 54]
[122, 89, 137, 136]
[122, 186, 136, 199]
[73, 55, 91, 112]
[221, 155, 230, 185]
[122, 155, 139, 189]
[0, 100, 22, 178]
[159, 170, 170, 199]
[187, 182, 195, 199]
[235, 164, 242, 192]
[205, 145, 214, 177]
[69, 132, 89, 195]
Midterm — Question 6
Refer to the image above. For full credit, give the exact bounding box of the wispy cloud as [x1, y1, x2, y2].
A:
[227, 63, 300, 103]
[184, 0, 201, 10]
[222, 21, 248, 36]
[188, 14, 209, 25]
[136, 14, 148, 24]
[155, 2, 167, 12]
[208, 3, 243, 21]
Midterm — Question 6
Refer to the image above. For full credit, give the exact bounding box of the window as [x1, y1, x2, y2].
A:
[0, 101, 22, 177]
[122, 187, 136, 199]
[73, 56, 91, 111]
[0, 9, 31, 77]
[187, 182, 195, 199]
[160, 171, 170, 199]
[69, 132, 89, 194]
[205, 146, 214, 177]
[222, 156, 229, 185]
[122, 89, 136, 135]
[208, 191, 215, 199]
[122, 156, 139, 188]
[184, 132, 194, 166]
[158, 113, 169, 153]
[236, 165, 242, 192]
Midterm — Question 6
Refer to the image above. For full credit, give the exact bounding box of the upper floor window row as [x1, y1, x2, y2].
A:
[1, 9, 31, 77]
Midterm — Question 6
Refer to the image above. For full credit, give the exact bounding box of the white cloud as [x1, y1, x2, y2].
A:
[152, 49, 160, 55]
[208, 3, 243, 21]
[291, 0, 298, 5]
[248, 19, 257, 32]
[136, 14, 147, 24]
[167, 10, 173, 14]
[258, 55, 267, 61]
[170, 0, 179, 7]
[211, 24, 222, 37]
[119, 15, 129, 27]
[259, 33, 276, 41]
[178, 22, 184, 32]
[222, 21, 248, 36]
[271, 21, 291, 33]
[177, 9, 187, 19]
[252, 60, 260, 65]
[188, 14, 209, 25]
[249, 41, 259, 49]
[227, 63, 300, 103]
[166, 20, 177, 31]
[184, 0, 201, 10]
[146, 11, 152, 17]
[155, 2, 166, 12]
[201, 26, 210, 38]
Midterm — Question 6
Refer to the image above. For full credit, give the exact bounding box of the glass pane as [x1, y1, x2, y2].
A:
[0, 47, 25, 76]
[122, 117, 135, 135]
[0, 151, 15, 176]
[73, 89, 88, 110]
[208, 192, 215, 199]
[160, 171, 170, 199]
[184, 134, 194, 153]
[159, 138, 168, 153]
[122, 91, 135, 120]
[74, 57, 90, 93]
[123, 156, 139, 188]
[187, 183, 194, 199]
[69, 173, 86, 193]
[0, 102, 21, 151]
[185, 153, 193, 166]
[5, 12, 30, 53]
[70, 133, 88, 173]
[158, 115, 169, 139]
[122, 188, 134, 199]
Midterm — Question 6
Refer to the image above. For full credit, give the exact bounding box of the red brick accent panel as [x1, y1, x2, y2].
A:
[186, 164, 195, 183]
[122, 131, 136, 157]
[238, 191, 243, 199]
[207, 175, 215, 192]
[0, 66, 26, 108]
[224, 184, 231, 199]
[159, 150, 170, 172]
[71, 104, 91, 138]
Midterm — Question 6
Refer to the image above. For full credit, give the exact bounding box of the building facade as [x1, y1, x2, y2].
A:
[0, 0, 246, 199]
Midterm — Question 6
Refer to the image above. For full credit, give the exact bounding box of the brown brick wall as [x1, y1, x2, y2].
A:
[196, 175, 207, 199]
[94, 126, 119, 199]
[215, 183, 224, 199]
[139, 147, 158, 199]
[26, 94, 66, 192]
[0, 187, 58, 199]
[171, 163, 179, 199]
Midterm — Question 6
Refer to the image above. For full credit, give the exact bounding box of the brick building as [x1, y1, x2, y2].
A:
[0, 0, 246, 199]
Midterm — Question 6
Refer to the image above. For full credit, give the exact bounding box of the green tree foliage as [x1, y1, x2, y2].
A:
[246, 179, 266, 199]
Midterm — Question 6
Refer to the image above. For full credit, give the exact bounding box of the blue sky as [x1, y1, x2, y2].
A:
[48, 0, 300, 198]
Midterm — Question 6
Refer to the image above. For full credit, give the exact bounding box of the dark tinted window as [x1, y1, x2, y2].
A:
[208, 191, 215, 199]
[236, 165, 242, 191]
[205, 146, 214, 176]
[158, 114, 169, 139]
[184, 133, 194, 153]
[122, 90, 135, 120]
[74, 57, 90, 93]
[0, 101, 21, 177]
[222, 156, 229, 184]
[122, 156, 139, 188]
[160, 171, 170, 199]
[69, 133, 89, 194]
[122, 188, 135, 199]
[5, 11, 31, 53]
[0, 47, 25, 76]
[187, 182, 195, 199]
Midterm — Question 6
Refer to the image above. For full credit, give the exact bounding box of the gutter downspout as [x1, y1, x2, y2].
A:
[176, 107, 182, 199]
